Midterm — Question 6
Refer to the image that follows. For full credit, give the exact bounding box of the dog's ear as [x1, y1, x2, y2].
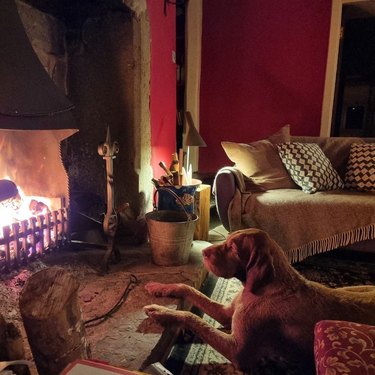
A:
[238, 230, 276, 294]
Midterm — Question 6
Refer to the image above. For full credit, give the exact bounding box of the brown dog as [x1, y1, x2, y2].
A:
[144, 228, 375, 374]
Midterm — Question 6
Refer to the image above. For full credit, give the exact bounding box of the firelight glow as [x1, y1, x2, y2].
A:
[0, 177, 52, 230]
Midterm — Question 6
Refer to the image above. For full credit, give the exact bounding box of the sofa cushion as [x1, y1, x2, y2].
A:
[277, 143, 344, 194]
[314, 320, 375, 375]
[221, 125, 297, 190]
[267, 123, 291, 144]
[221, 140, 297, 190]
[345, 143, 375, 192]
[291, 136, 365, 179]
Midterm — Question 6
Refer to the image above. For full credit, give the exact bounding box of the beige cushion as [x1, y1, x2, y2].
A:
[221, 125, 297, 190]
[268, 123, 291, 144]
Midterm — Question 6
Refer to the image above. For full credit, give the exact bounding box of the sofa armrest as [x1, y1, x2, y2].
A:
[213, 168, 238, 231]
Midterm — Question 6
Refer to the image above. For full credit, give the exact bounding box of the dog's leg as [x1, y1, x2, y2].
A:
[338, 285, 375, 293]
[144, 304, 238, 364]
[145, 282, 235, 327]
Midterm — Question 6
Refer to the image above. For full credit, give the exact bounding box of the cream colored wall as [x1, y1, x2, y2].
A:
[185, 0, 202, 172]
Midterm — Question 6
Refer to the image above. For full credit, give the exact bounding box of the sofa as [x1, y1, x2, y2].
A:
[314, 320, 375, 375]
[213, 128, 375, 262]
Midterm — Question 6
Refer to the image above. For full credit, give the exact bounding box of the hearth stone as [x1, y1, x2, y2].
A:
[0, 240, 211, 374]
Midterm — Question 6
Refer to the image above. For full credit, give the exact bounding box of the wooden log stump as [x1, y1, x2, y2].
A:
[19, 267, 89, 375]
[0, 313, 7, 360]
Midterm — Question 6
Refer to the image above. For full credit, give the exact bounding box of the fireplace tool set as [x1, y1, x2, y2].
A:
[97, 127, 121, 272]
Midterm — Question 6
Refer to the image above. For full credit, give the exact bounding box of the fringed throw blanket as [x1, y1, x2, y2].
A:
[226, 181, 375, 262]
[215, 137, 375, 262]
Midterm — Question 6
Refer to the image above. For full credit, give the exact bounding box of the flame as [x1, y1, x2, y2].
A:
[0, 177, 52, 229]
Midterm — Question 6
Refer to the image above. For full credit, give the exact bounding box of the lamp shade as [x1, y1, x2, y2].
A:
[184, 111, 207, 147]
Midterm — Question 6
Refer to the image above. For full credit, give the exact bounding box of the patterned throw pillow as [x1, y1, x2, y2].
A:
[345, 143, 375, 192]
[314, 320, 375, 375]
[277, 143, 344, 194]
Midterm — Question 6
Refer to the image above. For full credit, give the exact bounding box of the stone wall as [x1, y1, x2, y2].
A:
[17, 1, 152, 220]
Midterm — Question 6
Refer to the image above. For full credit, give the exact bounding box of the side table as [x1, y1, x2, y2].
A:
[194, 184, 211, 241]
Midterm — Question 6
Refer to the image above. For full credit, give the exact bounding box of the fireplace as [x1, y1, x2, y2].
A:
[0, 0, 153, 271]
[16, 0, 153, 227]
[0, 130, 73, 271]
[0, 0, 77, 271]
[0, 193, 70, 271]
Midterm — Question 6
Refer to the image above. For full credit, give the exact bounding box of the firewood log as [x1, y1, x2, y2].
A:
[0, 313, 7, 360]
[19, 267, 90, 375]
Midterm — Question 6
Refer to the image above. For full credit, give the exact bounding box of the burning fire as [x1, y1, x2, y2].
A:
[0, 177, 59, 266]
[0, 178, 51, 231]
[0, 133, 71, 270]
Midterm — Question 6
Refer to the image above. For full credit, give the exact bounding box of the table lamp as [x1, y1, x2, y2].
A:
[183, 111, 207, 184]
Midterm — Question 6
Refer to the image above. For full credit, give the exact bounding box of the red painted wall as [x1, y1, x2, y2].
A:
[147, 1, 176, 177]
[199, 0, 332, 173]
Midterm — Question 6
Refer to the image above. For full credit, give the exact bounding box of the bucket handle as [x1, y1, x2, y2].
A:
[153, 187, 193, 221]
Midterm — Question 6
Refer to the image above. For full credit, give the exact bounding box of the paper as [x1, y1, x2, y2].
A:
[61, 359, 141, 375]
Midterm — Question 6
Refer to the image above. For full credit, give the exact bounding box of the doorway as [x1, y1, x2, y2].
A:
[332, 3, 375, 137]
[321, 0, 375, 138]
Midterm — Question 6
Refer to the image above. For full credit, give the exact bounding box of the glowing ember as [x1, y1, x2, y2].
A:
[0, 134, 70, 271]
[0, 178, 52, 230]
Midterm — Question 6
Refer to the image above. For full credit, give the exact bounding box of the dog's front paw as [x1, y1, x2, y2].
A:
[144, 304, 186, 326]
[145, 282, 185, 298]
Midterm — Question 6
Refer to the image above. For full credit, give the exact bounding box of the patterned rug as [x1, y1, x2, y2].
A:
[165, 248, 375, 375]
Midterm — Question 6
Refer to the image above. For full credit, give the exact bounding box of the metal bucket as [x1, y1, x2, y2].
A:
[145, 210, 198, 266]
[146, 188, 198, 266]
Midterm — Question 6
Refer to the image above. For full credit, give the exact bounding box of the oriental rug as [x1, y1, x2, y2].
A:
[164, 248, 375, 375]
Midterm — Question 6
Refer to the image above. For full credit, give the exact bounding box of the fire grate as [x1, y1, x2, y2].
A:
[0, 207, 69, 273]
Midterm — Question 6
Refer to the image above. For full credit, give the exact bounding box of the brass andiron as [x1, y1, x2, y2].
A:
[98, 127, 120, 272]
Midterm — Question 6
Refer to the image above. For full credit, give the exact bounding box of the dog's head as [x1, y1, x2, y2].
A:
[203, 228, 276, 294]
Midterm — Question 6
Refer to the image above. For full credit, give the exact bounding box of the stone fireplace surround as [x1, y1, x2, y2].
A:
[16, 0, 153, 223]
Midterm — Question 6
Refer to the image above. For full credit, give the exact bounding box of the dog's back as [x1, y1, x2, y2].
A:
[311, 282, 375, 325]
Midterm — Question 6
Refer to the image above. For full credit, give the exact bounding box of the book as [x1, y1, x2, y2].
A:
[61, 359, 144, 375]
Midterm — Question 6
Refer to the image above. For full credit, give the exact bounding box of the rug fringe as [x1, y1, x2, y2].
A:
[287, 223, 375, 263]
